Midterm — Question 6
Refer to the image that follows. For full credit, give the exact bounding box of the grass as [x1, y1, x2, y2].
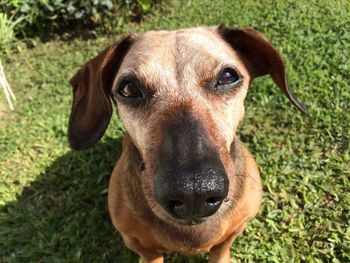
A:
[0, 13, 24, 56]
[0, 0, 349, 262]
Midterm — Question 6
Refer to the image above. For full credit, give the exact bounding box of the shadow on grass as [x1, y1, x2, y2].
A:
[0, 137, 138, 262]
[0, 137, 207, 263]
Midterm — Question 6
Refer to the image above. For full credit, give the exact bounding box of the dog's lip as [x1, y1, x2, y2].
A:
[161, 197, 232, 226]
[171, 216, 208, 226]
[186, 218, 206, 225]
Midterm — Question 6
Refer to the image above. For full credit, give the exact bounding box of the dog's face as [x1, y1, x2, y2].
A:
[68, 26, 305, 224]
[115, 28, 249, 154]
[113, 28, 250, 223]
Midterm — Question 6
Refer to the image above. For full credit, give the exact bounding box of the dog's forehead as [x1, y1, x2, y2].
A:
[138, 27, 232, 57]
[118, 27, 240, 88]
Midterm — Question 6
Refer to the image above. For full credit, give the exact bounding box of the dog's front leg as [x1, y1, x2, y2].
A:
[208, 223, 247, 263]
[122, 234, 164, 263]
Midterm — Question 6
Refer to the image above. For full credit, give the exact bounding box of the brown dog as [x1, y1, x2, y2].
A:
[68, 26, 305, 263]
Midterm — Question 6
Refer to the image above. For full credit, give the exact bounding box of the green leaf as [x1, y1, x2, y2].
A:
[138, 0, 152, 12]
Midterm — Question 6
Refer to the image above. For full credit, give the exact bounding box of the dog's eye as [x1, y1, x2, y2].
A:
[118, 82, 143, 98]
[217, 68, 240, 86]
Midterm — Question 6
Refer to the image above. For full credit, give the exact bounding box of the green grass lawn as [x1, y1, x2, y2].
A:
[1, 0, 349, 262]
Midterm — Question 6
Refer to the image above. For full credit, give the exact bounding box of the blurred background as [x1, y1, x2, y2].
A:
[0, 0, 349, 262]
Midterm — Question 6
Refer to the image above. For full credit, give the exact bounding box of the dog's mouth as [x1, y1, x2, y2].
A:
[161, 197, 232, 226]
[168, 216, 209, 226]
[184, 218, 207, 225]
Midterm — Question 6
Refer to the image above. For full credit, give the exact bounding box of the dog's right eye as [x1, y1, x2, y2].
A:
[215, 68, 242, 91]
[118, 82, 143, 98]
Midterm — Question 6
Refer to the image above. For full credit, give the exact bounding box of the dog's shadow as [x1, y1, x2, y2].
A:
[1, 137, 206, 263]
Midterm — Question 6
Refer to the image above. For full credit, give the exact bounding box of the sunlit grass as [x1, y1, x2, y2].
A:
[1, 0, 349, 262]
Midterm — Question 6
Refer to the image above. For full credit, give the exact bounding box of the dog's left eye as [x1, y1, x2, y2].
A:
[217, 68, 241, 86]
[118, 82, 143, 98]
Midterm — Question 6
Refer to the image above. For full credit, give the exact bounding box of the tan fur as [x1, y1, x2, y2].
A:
[111, 28, 256, 232]
[112, 28, 260, 262]
[69, 26, 304, 262]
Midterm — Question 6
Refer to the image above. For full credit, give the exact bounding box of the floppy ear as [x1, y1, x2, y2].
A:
[217, 26, 306, 113]
[68, 33, 136, 151]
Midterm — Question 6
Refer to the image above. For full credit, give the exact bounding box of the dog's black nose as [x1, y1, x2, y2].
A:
[154, 161, 229, 220]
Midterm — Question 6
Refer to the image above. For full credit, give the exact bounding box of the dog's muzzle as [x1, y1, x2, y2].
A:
[153, 112, 229, 220]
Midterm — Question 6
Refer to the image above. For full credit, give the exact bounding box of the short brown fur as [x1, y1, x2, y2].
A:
[68, 26, 305, 262]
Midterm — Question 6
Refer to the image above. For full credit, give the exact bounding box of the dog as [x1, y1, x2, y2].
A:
[67, 26, 305, 263]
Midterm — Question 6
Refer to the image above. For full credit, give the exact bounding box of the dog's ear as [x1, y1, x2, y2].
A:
[217, 26, 306, 113]
[68, 33, 136, 150]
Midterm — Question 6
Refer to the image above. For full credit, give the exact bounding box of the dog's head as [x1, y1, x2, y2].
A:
[68, 26, 305, 224]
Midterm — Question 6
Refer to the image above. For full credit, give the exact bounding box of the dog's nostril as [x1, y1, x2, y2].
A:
[167, 200, 188, 218]
[168, 200, 183, 210]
